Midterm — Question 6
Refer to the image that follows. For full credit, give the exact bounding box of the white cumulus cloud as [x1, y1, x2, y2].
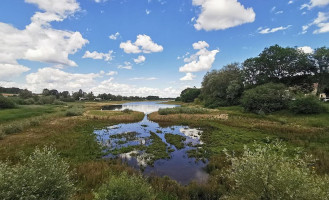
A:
[301, 0, 329, 9]
[134, 55, 146, 64]
[109, 32, 120, 40]
[120, 34, 163, 54]
[180, 73, 196, 81]
[302, 12, 329, 34]
[0, 64, 30, 80]
[82, 50, 113, 61]
[118, 61, 132, 70]
[0, 0, 88, 73]
[192, 0, 256, 31]
[298, 46, 314, 54]
[258, 25, 292, 34]
[179, 41, 219, 73]
[106, 71, 118, 76]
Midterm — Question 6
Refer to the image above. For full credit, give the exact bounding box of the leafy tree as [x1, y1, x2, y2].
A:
[18, 89, 33, 99]
[243, 45, 316, 92]
[314, 47, 329, 94]
[42, 88, 50, 96]
[0, 95, 16, 109]
[241, 83, 289, 114]
[222, 141, 329, 200]
[201, 63, 243, 108]
[180, 87, 201, 103]
[289, 95, 326, 114]
[86, 92, 95, 100]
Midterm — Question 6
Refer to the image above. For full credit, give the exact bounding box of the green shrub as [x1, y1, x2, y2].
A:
[53, 100, 66, 105]
[37, 95, 56, 104]
[1, 123, 24, 135]
[23, 98, 35, 105]
[0, 146, 75, 200]
[66, 107, 84, 116]
[222, 141, 329, 200]
[241, 83, 289, 114]
[94, 172, 156, 200]
[158, 107, 208, 115]
[121, 108, 133, 114]
[0, 95, 16, 109]
[289, 95, 325, 114]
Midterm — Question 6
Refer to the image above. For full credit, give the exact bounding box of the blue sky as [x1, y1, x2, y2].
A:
[0, 0, 328, 97]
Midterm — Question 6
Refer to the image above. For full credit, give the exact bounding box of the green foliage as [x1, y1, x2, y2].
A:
[94, 172, 156, 200]
[243, 45, 317, 92]
[37, 95, 56, 104]
[18, 89, 33, 99]
[222, 141, 329, 200]
[121, 108, 133, 114]
[201, 63, 243, 108]
[158, 107, 208, 115]
[53, 100, 66, 105]
[164, 134, 186, 149]
[0, 95, 16, 109]
[0, 146, 75, 200]
[289, 95, 326, 114]
[180, 88, 201, 103]
[241, 83, 289, 114]
[314, 47, 329, 93]
[66, 106, 84, 116]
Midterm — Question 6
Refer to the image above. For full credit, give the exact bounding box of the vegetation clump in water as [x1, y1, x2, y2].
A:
[164, 133, 186, 149]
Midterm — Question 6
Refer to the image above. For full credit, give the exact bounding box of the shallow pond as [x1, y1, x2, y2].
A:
[94, 101, 209, 185]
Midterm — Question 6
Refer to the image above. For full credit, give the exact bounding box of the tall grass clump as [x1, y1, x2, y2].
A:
[94, 172, 156, 200]
[289, 95, 326, 114]
[158, 107, 208, 115]
[66, 106, 84, 116]
[0, 146, 75, 200]
[0, 95, 16, 109]
[222, 141, 329, 200]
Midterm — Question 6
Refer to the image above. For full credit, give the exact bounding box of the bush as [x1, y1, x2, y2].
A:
[121, 108, 133, 114]
[94, 172, 156, 200]
[289, 95, 325, 114]
[241, 83, 289, 114]
[0, 95, 16, 109]
[158, 107, 208, 115]
[1, 123, 24, 135]
[66, 107, 84, 116]
[53, 100, 66, 105]
[37, 95, 56, 104]
[23, 98, 35, 105]
[222, 141, 329, 200]
[0, 146, 75, 200]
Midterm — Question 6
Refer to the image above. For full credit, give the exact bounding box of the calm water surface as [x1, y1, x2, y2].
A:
[94, 101, 209, 185]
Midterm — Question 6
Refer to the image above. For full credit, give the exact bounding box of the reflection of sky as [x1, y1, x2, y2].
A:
[94, 101, 208, 184]
[122, 101, 178, 114]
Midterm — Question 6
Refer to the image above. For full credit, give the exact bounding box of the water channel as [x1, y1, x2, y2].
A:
[94, 101, 209, 185]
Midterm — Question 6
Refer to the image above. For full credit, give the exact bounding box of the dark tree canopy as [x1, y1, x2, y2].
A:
[314, 47, 329, 94]
[243, 45, 317, 92]
[201, 63, 243, 108]
[180, 88, 201, 103]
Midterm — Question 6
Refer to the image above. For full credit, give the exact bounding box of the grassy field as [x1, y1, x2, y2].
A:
[0, 105, 59, 123]
[1, 101, 328, 199]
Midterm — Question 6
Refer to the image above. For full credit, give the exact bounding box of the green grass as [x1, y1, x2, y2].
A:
[146, 132, 170, 164]
[0, 105, 58, 123]
[164, 134, 186, 149]
[158, 107, 209, 115]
